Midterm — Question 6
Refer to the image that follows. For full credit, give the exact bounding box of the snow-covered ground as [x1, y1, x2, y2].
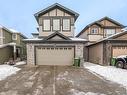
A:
[14, 61, 26, 66]
[84, 62, 127, 89]
[0, 65, 20, 81]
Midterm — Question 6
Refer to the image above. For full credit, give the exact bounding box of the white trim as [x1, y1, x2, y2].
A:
[12, 33, 17, 40]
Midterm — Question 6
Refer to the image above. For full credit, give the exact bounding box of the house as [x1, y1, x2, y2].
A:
[0, 25, 27, 64]
[77, 17, 127, 65]
[76, 17, 125, 43]
[24, 3, 87, 66]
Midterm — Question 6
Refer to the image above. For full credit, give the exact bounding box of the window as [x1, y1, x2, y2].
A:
[12, 34, 17, 40]
[53, 19, 60, 31]
[104, 29, 115, 37]
[63, 19, 70, 31]
[43, 19, 51, 31]
[91, 28, 98, 34]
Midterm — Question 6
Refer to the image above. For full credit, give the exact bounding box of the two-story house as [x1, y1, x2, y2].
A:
[76, 17, 125, 42]
[77, 17, 127, 65]
[24, 3, 87, 66]
[0, 26, 27, 64]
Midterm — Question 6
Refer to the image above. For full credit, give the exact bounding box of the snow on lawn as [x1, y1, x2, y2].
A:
[69, 89, 106, 95]
[0, 65, 20, 81]
[84, 62, 127, 89]
[14, 61, 26, 66]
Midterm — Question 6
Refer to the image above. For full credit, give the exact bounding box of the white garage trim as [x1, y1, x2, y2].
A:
[35, 46, 75, 65]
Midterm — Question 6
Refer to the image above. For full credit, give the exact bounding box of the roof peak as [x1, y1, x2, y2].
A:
[34, 3, 79, 21]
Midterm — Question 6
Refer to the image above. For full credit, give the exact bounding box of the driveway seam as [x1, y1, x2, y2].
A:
[53, 66, 56, 95]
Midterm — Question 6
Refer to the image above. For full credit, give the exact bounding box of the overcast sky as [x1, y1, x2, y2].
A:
[0, 0, 127, 37]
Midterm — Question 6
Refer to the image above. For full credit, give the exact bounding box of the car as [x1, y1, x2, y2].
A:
[111, 55, 127, 69]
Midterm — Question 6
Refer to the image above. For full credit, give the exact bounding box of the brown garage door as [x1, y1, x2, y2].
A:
[112, 46, 127, 57]
[36, 47, 74, 65]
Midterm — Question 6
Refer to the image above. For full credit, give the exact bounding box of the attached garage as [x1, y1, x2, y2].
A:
[112, 46, 127, 57]
[36, 46, 74, 65]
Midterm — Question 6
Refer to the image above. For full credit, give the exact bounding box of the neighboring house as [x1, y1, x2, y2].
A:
[24, 3, 87, 66]
[76, 17, 125, 43]
[0, 26, 27, 64]
[77, 17, 127, 65]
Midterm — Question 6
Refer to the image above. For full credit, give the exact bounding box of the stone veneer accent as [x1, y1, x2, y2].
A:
[26, 43, 84, 66]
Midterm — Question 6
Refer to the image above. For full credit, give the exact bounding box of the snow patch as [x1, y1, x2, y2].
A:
[84, 62, 127, 89]
[70, 38, 87, 41]
[14, 61, 26, 66]
[0, 65, 20, 80]
[69, 89, 106, 95]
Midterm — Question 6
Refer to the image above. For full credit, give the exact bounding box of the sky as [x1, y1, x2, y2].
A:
[0, 0, 127, 37]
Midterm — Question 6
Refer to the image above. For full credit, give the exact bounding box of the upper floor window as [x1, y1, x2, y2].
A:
[12, 34, 17, 40]
[104, 29, 115, 37]
[63, 19, 70, 31]
[91, 28, 98, 34]
[43, 19, 51, 31]
[53, 19, 60, 31]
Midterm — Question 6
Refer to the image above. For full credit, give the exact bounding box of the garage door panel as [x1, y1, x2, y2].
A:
[113, 46, 127, 57]
[36, 47, 74, 65]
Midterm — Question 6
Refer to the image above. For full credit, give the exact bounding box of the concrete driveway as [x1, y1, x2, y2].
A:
[0, 66, 126, 95]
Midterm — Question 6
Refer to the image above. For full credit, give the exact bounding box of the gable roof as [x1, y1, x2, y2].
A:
[98, 16, 125, 27]
[76, 16, 125, 37]
[87, 31, 127, 46]
[43, 32, 71, 40]
[34, 3, 79, 21]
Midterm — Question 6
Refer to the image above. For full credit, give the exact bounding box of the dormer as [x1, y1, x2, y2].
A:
[34, 3, 79, 38]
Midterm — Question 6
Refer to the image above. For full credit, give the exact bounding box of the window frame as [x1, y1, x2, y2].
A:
[12, 33, 17, 40]
[104, 29, 116, 37]
[90, 27, 98, 34]
[42, 18, 51, 31]
[62, 18, 71, 31]
[52, 18, 61, 31]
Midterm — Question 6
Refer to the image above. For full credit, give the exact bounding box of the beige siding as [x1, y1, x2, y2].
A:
[78, 30, 88, 39]
[88, 35, 103, 41]
[100, 20, 118, 26]
[38, 8, 75, 37]
[88, 43, 103, 64]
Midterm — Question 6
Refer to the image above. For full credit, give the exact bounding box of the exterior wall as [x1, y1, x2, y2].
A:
[88, 35, 103, 42]
[100, 20, 118, 27]
[103, 41, 127, 65]
[26, 43, 84, 66]
[38, 8, 75, 37]
[3, 29, 12, 44]
[78, 19, 123, 42]
[0, 46, 13, 64]
[13, 33, 20, 46]
[88, 43, 103, 65]
[78, 29, 88, 39]
[112, 46, 127, 57]
[26, 44, 35, 66]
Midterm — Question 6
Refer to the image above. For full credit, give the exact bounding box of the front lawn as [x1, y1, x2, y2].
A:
[84, 62, 127, 89]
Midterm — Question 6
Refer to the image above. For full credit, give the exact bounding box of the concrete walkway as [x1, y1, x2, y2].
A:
[0, 66, 126, 95]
